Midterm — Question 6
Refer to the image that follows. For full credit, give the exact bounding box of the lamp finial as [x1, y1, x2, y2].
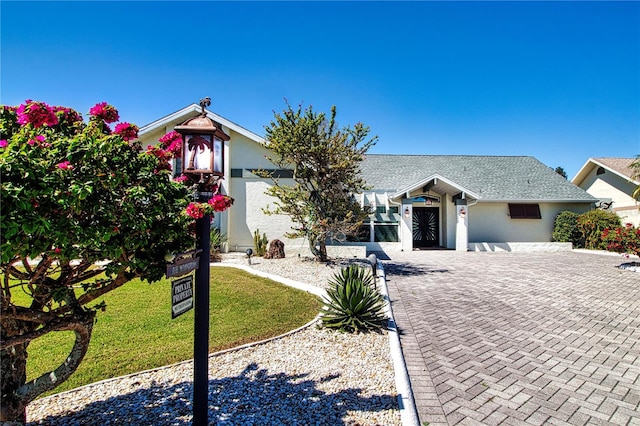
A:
[199, 97, 211, 116]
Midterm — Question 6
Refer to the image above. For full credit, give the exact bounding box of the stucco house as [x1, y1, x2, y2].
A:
[139, 104, 596, 255]
[572, 157, 639, 226]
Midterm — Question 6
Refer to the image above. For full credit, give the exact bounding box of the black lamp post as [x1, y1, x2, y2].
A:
[174, 97, 229, 425]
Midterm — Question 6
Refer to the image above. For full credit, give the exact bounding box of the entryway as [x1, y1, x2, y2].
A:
[412, 207, 439, 248]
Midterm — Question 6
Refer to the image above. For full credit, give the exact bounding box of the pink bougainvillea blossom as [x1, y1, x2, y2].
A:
[0, 140, 7, 148]
[114, 122, 139, 141]
[185, 202, 206, 220]
[56, 160, 74, 170]
[89, 102, 119, 123]
[53, 106, 83, 126]
[16, 100, 59, 128]
[27, 135, 52, 148]
[173, 175, 189, 183]
[159, 131, 182, 156]
[208, 194, 234, 212]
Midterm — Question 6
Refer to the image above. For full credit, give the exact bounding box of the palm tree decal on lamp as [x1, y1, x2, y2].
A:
[186, 135, 213, 171]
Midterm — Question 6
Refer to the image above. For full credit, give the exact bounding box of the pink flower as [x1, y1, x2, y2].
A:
[159, 131, 182, 156]
[16, 100, 59, 128]
[53, 106, 83, 126]
[173, 175, 189, 183]
[89, 102, 119, 123]
[54, 247, 61, 254]
[0, 140, 7, 148]
[57, 160, 73, 170]
[27, 135, 50, 147]
[185, 202, 206, 219]
[208, 194, 234, 212]
[114, 122, 139, 141]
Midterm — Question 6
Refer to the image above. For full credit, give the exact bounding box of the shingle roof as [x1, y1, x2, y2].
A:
[360, 155, 595, 202]
[592, 158, 637, 180]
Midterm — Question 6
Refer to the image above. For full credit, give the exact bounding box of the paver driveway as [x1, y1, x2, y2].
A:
[384, 251, 640, 425]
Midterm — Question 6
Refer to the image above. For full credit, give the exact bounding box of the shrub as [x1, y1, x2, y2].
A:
[577, 209, 622, 250]
[552, 211, 582, 247]
[603, 223, 640, 257]
[210, 228, 228, 262]
[321, 264, 387, 333]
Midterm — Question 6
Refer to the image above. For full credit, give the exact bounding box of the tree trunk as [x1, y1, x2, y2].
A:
[318, 239, 328, 263]
[0, 313, 94, 424]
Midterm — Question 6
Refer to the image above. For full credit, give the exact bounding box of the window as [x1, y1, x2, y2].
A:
[374, 224, 398, 242]
[376, 206, 386, 214]
[348, 225, 371, 242]
[346, 222, 399, 243]
[508, 204, 541, 219]
[596, 167, 605, 175]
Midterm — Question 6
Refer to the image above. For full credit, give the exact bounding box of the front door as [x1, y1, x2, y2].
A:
[413, 207, 439, 247]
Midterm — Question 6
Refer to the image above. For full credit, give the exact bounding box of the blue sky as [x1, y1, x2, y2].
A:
[2, 1, 639, 179]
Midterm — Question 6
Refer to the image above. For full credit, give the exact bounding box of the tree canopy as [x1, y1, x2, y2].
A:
[261, 103, 377, 262]
[0, 101, 232, 423]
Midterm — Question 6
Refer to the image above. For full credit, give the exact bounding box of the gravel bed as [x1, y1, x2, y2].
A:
[220, 253, 373, 291]
[26, 255, 400, 425]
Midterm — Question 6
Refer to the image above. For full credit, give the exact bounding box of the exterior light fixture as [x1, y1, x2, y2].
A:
[246, 248, 253, 265]
[174, 97, 230, 184]
[404, 207, 410, 218]
[172, 97, 230, 426]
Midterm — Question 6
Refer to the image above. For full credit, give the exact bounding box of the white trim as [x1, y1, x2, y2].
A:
[139, 103, 266, 145]
[477, 198, 595, 203]
[572, 158, 639, 186]
[391, 173, 480, 201]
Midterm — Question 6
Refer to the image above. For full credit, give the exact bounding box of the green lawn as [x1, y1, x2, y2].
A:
[21, 267, 321, 397]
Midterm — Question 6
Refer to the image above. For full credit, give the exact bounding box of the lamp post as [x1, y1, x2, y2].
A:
[174, 97, 230, 425]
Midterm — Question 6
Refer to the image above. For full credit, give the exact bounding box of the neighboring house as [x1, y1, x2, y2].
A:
[572, 157, 640, 226]
[140, 104, 596, 255]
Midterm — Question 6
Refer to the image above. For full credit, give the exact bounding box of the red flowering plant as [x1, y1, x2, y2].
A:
[602, 223, 640, 258]
[0, 100, 197, 422]
[114, 122, 139, 141]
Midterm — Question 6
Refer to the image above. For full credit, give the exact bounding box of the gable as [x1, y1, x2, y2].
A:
[138, 103, 265, 147]
[572, 157, 639, 187]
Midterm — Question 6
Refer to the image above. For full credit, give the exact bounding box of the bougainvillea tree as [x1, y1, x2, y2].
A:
[0, 100, 232, 423]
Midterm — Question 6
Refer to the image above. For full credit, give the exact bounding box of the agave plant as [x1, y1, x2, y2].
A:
[321, 264, 388, 333]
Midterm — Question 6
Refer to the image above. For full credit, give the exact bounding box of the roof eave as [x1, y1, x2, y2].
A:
[571, 158, 639, 185]
[478, 198, 597, 203]
[139, 103, 266, 144]
[390, 173, 481, 201]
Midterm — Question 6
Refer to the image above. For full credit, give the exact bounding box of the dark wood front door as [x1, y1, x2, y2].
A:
[413, 207, 439, 247]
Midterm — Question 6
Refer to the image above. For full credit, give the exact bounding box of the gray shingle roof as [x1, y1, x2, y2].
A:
[360, 155, 595, 202]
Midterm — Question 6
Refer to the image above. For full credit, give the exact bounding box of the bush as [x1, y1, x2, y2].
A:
[321, 264, 387, 333]
[577, 209, 622, 250]
[603, 223, 640, 257]
[210, 228, 228, 262]
[552, 211, 582, 247]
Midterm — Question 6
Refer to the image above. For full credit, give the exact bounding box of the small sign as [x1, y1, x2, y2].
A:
[166, 250, 201, 278]
[172, 275, 194, 319]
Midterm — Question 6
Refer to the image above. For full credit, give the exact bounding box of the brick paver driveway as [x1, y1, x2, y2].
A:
[384, 251, 640, 425]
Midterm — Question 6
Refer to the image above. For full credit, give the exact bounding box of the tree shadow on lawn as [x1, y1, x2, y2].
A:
[29, 362, 397, 425]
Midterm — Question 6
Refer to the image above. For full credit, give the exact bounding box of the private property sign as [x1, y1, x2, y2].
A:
[172, 275, 194, 319]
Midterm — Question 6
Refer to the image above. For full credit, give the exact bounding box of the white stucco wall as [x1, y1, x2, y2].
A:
[468, 202, 593, 243]
[580, 166, 636, 207]
[579, 166, 639, 225]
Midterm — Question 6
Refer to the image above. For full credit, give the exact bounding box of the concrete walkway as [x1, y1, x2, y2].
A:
[383, 251, 640, 425]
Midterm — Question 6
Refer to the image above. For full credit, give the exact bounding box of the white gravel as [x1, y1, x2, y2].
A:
[26, 254, 401, 425]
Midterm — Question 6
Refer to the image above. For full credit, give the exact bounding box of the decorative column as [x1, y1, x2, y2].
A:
[455, 199, 468, 252]
[401, 200, 413, 252]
